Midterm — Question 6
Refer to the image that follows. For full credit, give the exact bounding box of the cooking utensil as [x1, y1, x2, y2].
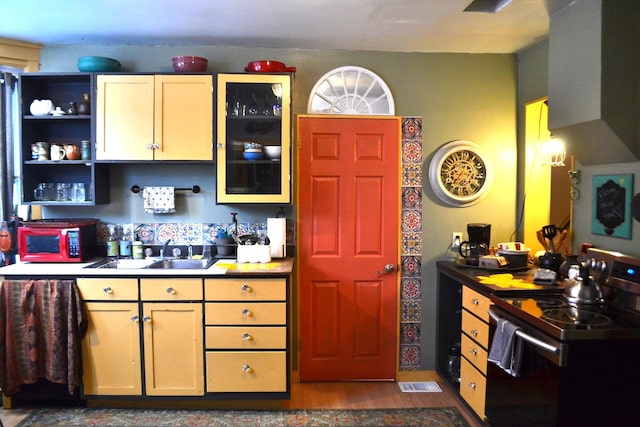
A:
[245, 60, 296, 73]
[536, 229, 549, 251]
[542, 224, 557, 253]
[556, 229, 569, 255]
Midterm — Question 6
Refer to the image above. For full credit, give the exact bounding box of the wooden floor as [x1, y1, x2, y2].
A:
[0, 375, 482, 427]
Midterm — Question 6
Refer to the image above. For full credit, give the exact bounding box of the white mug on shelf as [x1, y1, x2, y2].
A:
[50, 144, 66, 161]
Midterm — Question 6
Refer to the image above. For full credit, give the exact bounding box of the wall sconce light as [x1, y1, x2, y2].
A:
[541, 136, 566, 167]
[568, 169, 581, 200]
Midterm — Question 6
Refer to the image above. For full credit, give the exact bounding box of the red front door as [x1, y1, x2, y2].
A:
[297, 115, 400, 381]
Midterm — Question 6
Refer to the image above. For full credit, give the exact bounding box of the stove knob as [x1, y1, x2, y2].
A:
[599, 261, 607, 272]
[589, 258, 598, 270]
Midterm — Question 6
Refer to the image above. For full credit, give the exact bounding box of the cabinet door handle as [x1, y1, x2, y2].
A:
[241, 284, 252, 292]
[217, 142, 224, 148]
[470, 348, 478, 356]
[145, 143, 154, 149]
[469, 382, 476, 390]
[242, 308, 253, 317]
[472, 298, 479, 305]
[242, 333, 252, 341]
[166, 287, 176, 295]
[242, 364, 252, 373]
[103, 286, 113, 294]
[142, 315, 152, 323]
[471, 329, 478, 337]
[131, 315, 139, 323]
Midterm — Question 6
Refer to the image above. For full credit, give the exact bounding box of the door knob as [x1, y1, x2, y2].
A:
[377, 263, 396, 275]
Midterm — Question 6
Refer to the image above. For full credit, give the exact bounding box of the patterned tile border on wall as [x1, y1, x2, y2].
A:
[400, 117, 423, 371]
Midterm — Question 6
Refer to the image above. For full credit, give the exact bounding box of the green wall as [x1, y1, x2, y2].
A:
[39, 44, 519, 369]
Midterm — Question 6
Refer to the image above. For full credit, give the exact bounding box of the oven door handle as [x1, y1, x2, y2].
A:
[488, 309, 560, 355]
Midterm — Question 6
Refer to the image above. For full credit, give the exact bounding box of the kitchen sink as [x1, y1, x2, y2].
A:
[85, 258, 216, 270]
[87, 259, 156, 269]
[146, 258, 217, 269]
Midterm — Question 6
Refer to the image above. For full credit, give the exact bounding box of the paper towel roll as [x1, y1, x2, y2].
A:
[267, 218, 286, 258]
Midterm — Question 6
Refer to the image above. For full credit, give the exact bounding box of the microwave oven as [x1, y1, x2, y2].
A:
[18, 219, 99, 262]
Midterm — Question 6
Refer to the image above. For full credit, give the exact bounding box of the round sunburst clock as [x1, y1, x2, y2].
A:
[428, 140, 492, 207]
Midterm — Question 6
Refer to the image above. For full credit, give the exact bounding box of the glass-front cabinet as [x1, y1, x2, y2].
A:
[19, 73, 109, 206]
[216, 74, 291, 203]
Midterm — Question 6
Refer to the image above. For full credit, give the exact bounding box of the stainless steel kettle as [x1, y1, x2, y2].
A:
[564, 263, 604, 305]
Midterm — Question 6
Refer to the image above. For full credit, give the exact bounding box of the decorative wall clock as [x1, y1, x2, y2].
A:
[427, 140, 492, 207]
[307, 66, 395, 115]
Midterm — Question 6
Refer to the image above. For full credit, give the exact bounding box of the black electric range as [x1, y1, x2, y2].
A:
[485, 249, 640, 427]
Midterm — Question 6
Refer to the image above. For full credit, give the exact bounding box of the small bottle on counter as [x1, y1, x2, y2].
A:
[132, 241, 144, 259]
[119, 238, 132, 258]
[106, 230, 119, 260]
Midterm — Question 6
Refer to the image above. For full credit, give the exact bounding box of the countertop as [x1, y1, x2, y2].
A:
[0, 257, 294, 278]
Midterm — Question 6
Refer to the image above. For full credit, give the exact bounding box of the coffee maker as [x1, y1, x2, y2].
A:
[459, 223, 491, 265]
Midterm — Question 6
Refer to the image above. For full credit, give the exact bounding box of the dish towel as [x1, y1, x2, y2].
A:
[143, 186, 175, 214]
[488, 318, 524, 377]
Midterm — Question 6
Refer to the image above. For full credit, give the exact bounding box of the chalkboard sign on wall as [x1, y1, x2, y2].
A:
[592, 174, 633, 239]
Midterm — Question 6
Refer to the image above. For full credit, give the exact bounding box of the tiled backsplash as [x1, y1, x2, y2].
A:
[98, 221, 294, 247]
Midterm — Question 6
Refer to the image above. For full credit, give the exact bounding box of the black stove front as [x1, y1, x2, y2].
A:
[485, 249, 640, 427]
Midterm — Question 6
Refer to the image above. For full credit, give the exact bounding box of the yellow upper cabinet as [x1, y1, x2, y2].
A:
[96, 74, 213, 161]
[216, 73, 291, 203]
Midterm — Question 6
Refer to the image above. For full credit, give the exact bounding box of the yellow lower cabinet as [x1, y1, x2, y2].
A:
[205, 326, 287, 349]
[142, 302, 204, 396]
[461, 333, 488, 373]
[206, 351, 286, 392]
[82, 302, 142, 395]
[460, 357, 487, 419]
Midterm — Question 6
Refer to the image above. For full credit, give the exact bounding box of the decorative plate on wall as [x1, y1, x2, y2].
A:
[307, 66, 395, 115]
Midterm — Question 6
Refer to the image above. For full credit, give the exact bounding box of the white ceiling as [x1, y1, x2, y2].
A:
[2, 0, 558, 54]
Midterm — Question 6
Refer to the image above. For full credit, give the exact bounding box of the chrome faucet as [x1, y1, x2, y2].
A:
[187, 242, 193, 259]
[160, 239, 172, 258]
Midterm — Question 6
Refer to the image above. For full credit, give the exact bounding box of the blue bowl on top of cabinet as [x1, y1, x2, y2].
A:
[77, 56, 122, 72]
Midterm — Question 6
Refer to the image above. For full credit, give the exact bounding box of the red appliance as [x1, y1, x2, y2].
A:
[18, 218, 99, 262]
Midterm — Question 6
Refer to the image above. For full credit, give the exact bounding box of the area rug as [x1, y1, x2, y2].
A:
[15, 407, 471, 426]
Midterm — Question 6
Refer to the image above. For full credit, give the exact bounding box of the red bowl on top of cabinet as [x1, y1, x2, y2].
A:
[245, 60, 296, 73]
[172, 56, 208, 72]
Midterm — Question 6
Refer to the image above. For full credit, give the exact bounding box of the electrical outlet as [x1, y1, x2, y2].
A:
[451, 232, 462, 249]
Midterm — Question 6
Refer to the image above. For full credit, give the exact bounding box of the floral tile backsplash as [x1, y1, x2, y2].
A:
[98, 221, 294, 247]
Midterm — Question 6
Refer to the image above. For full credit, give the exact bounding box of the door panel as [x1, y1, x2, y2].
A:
[298, 115, 400, 381]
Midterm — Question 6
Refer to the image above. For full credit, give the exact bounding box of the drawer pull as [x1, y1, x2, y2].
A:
[166, 287, 177, 295]
[242, 308, 253, 317]
[469, 382, 476, 390]
[103, 286, 113, 294]
[241, 284, 252, 292]
[131, 315, 139, 323]
[242, 364, 253, 373]
[472, 298, 479, 305]
[242, 333, 253, 341]
[470, 348, 478, 356]
[142, 315, 152, 323]
[471, 329, 478, 337]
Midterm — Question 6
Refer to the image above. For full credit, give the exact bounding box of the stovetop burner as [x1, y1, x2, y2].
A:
[541, 308, 613, 327]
